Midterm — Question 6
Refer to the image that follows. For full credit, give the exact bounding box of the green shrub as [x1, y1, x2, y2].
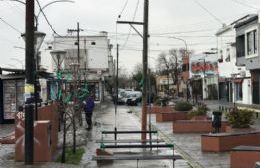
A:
[56, 147, 85, 165]
[174, 101, 192, 111]
[189, 104, 209, 117]
[225, 108, 254, 128]
[154, 98, 162, 105]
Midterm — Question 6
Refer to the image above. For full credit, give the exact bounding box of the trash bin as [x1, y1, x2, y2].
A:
[161, 98, 167, 107]
[212, 111, 222, 133]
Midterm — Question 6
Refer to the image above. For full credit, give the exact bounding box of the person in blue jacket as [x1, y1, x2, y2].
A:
[84, 93, 95, 130]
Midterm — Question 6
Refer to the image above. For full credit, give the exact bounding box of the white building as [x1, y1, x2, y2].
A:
[51, 31, 113, 101]
[216, 21, 251, 105]
[189, 53, 218, 100]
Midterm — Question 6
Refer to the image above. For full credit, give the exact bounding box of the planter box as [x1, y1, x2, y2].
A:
[0, 131, 15, 144]
[231, 146, 260, 168]
[149, 106, 174, 114]
[173, 120, 227, 133]
[156, 111, 189, 122]
[225, 126, 255, 133]
[191, 115, 208, 120]
[201, 131, 260, 152]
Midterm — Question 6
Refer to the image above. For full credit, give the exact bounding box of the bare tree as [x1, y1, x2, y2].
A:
[157, 49, 182, 97]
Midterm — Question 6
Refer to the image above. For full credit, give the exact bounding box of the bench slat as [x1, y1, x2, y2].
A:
[93, 155, 182, 160]
[96, 139, 164, 143]
[102, 144, 174, 149]
[102, 130, 158, 134]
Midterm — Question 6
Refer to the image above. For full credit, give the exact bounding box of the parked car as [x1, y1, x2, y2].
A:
[125, 91, 142, 106]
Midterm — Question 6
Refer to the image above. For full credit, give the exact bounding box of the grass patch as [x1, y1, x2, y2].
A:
[56, 147, 85, 165]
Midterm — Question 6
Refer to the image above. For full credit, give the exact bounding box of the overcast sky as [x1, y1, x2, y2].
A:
[0, 0, 260, 73]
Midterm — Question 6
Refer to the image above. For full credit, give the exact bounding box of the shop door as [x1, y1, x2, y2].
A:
[253, 80, 260, 104]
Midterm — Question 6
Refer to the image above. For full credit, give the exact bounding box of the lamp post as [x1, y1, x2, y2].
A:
[69, 62, 80, 154]
[169, 36, 188, 100]
[50, 50, 66, 162]
[50, 50, 66, 100]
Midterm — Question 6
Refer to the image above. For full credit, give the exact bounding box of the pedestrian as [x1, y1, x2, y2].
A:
[84, 93, 95, 130]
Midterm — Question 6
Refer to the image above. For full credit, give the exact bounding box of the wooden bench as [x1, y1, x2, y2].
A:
[231, 146, 260, 168]
[96, 139, 164, 143]
[201, 131, 260, 152]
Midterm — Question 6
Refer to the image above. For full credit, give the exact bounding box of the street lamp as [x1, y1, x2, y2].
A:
[50, 50, 66, 99]
[50, 50, 66, 163]
[69, 62, 80, 154]
[21, 31, 46, 55]
[2, 0, 75, 30]
[169, 36, 188, 100]
[51, 50, 66, 71]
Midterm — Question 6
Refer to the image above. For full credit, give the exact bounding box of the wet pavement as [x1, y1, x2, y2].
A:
[81, 99, 190, 168]
[2, 98, 260, 167]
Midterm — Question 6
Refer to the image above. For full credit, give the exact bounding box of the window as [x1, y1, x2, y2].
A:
[236, 35, 245, 58]
[246, 29, 257, 56]
[225, 48, 230, 62]
[235, 83, 243, 101]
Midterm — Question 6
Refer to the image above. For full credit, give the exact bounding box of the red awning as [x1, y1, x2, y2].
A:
[233, 79, 243, 83]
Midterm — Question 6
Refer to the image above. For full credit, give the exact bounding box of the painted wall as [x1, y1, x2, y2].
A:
[52, 35, 110, 71]
[217, 27, 250, 78]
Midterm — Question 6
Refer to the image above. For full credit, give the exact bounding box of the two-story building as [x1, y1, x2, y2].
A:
[234, 14, 259, 105]
[51, 31, 113, 101]
[216, 17, 251, 104]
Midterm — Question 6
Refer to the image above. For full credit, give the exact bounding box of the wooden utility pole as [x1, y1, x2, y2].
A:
[68, 22, 82, 65]
[141, 0, 149, 141]
[117, 0, 149, 141]
[25, 0, 35, 164]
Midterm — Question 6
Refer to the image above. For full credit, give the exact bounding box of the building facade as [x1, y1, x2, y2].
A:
[234, 14, 259, 105]
[189, 53, 219, 100]
[51, 31, 113, 101]
[217, 21, 251, 104]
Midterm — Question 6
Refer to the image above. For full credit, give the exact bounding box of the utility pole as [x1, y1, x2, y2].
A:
[115, 44, 119, 141]
[117, 0, 149, 141]
[25, 0, 35, 164]
[68, 22, 82, 65]
[141, 0, 149, 141]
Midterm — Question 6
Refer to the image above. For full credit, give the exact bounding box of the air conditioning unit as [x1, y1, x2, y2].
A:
[240, 71, 246, 77]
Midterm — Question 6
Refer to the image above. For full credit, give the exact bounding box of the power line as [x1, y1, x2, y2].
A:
[118, 0, 129, 18]
[192, 0, 225, 26]
[35, 0, 61, 36]
[83, 28, 216, 36]
[231, 0, 258, 10]
[121, 0, 140, 50]
[0, 17, 22, 33]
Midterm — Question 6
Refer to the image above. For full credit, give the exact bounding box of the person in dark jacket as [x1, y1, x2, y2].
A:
[84, 94, 95, 130]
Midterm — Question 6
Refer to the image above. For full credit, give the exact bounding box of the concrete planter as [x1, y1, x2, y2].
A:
[225, 126, 255, 133]
[190, 115, 208, 121]
[156, 111, 189, 122]
[149, 105, 174, 114]
[231, 146, 260, 168]
[173, 120, 227, 133]
[201, 131, 260, 152]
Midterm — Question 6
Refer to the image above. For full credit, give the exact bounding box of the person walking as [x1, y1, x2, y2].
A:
[84, 93, 95, 130]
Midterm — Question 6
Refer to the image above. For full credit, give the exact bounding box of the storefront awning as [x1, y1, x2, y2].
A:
[233, 79, 243, 83]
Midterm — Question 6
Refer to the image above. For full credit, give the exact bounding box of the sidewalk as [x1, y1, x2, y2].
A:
[129, 100, 260, 168]
[81, 98, 190, 168]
